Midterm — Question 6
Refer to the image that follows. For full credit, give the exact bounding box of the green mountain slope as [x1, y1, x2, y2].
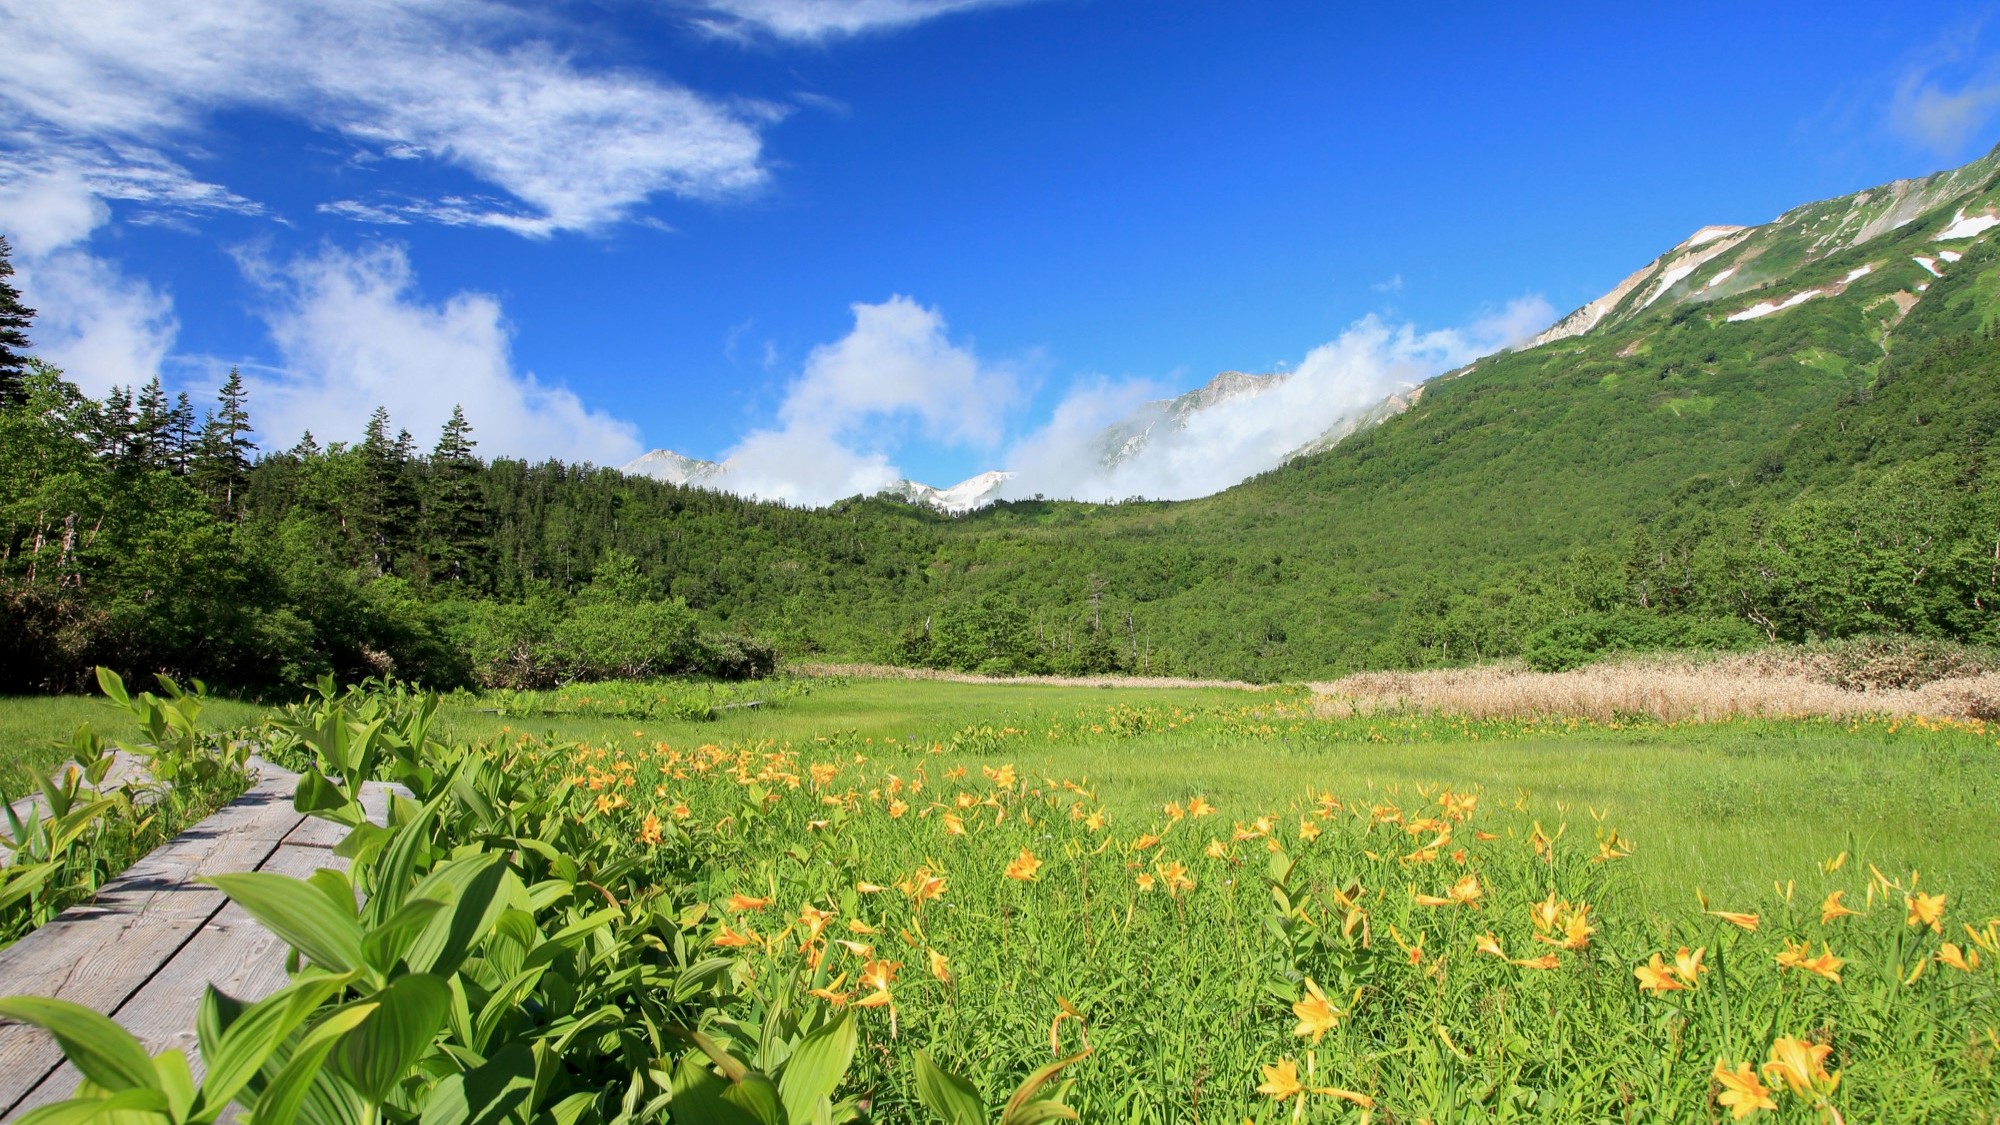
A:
[880, 145, 2000, 676]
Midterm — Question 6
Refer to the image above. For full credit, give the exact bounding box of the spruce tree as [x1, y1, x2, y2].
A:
[97, 385, 135, 463]
[358, 406, 420, 575]
[421, 405, 488, 585]
[195, 368, 255, 517]
[167, 392, 198, 474]
[0, 235, 33, 407]
[134, 377, 170, 471]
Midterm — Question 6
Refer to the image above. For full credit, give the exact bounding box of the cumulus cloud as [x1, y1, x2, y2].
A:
[0, 171, 178, 396]
[689, 0, 1036, 41]
[243, 242, 642, 463]
[710, 295, 1016, 505]
[998, 296, 1555, 503]
[0, 0, 772, 236]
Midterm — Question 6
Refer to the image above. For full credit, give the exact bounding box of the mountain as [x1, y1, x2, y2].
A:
[575, 144, 2000, 681]
[622, 449, 725, 488]
[620, 448, 1010, 515]
[876, 471, 1014, 514]
[1533, 146, 2000, 346]
[1093, 370, 1284, 466]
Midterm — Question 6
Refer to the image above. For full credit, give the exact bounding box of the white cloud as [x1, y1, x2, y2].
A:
[709, 295, 1016, 505]
[0, 171, 178, 396]
[0, 0, 772, 236]
[1888, 64, 2000, 153]
[998, 296, 1555, 502]
[243, 242, 642, 464]
[690, 0, 1034, 41]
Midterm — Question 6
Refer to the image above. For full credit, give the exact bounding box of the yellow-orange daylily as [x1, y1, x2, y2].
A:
[1005, 848, 1043, 882]
[1712, 1060, 1777, 1120]
[1475, 933, 1506, 958]
[1707, 909, 1761, 932]
[1907, 891, 1947, 932]
[854, 958, 900, 1008]
[636, 814, 663, 846]
[942, 813, 967, 836]
[1937, 942, 1978, 972]
[1762, 1036, 1839, 1098]
[1291, 979, 1343, 1043]
[726, 893, 772, 913]
[1774, 940, 1844, 983]
[1257, 1058, 1305, 1102]
[1187, 795, 1215, 817]
[1820, 889, 1858, 925]
[713, 923, 758, 949]
[1511, 953, 1561, 970]
[1674, 946, 1708, 985]
[1635, 954, 1685, 995]
[928, 948, 951, 982]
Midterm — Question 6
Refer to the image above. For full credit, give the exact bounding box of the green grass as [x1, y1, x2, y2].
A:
[502, 678, 2000, 1121]
[9, 676, 1992, 1120]
[0, 693, 267, 798]
[424, 678, 2000, 907]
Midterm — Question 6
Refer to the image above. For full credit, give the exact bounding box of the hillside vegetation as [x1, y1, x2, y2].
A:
[6, 151, 2000, 691]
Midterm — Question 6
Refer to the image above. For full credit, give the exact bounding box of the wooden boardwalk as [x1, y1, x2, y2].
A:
[0, 764, 391, 1120]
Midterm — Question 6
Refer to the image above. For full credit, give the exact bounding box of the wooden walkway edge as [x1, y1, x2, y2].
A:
[0, 761, 395, 1120]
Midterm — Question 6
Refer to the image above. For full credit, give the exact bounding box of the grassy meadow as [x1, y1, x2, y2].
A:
[464, 677, 1998, 1120]
[417, 677, 2000, 906]
[4, 674, 1997, 1120]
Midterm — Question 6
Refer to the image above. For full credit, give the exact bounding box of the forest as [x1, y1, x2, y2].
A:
[4, 229, 1998, 694]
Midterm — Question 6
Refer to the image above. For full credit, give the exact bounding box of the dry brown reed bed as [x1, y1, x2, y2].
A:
[1310, 654, 2000, 723]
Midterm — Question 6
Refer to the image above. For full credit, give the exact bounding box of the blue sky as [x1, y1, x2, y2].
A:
[1, 1, 1995, 502]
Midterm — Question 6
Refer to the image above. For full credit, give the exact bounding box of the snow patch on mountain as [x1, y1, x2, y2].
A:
[1938, 208, 2000, 240]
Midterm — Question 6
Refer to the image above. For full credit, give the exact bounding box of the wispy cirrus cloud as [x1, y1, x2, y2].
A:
[0, 0, 775, 237]
[687, 0, 1039, 41]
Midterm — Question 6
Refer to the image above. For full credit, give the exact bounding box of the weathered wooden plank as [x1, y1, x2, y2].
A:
[9, 845, 345, 1115]
[0, 776, 304, 1115]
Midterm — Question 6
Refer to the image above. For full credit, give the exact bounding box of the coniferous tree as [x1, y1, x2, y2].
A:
[0, 236, 34, 407]
[167, 392, 198, 475]
[195, 368, 255, 517]
[358, 406, 420, 575]
[421, 405, 488, 585]
[133, 377, 170, 471]
[96, 385, 135, 464]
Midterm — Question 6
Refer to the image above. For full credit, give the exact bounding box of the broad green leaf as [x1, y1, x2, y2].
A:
[418, 1041, 535, 1125]
[362, 897, 448, 976]
[329, 973, 451, 1103]
[722, 1072, 785, 1125]
[203, 873, 366, 975]
[404, 854, 508, 978]
[294, 770, 359, 823]
[998, 1050, 1089, 1125]
[250, 1003, 377, 1125]
[196, 977, 349, 1117]
[0, 997, 158, 1093]
[777, 1012, 855, 1125]
[14, 1087, 171, 1125]
[667, 1053, 761, 1125]
[94, 667, 129, 706]
[911, 1049, 985, 1125]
